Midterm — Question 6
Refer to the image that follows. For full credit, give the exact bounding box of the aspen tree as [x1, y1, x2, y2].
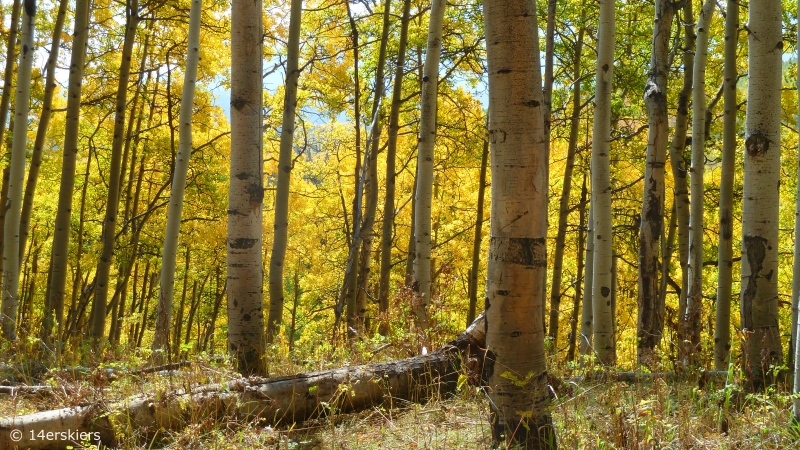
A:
[590, 0, 615, 366]
[483, 0, 555, 445]
[685, 0, 715, 364]
[0, 0, 35, 340]
[153, 0, 203, 357]
[793, 0, 800, 415]
[18, 0, 67, 265]
[0, 0, 21, 154]
[638, 0, 678, 365]
[89, 0, 140, 343]
[667, 2, 694, 348]
[412, 0, 445, 327]
[267, 0, 302, 340]
[740, 0, 783, 384]
[43, 0, 90, 343]
[548, 4, 586, 346]
[228, 0, 266, 375]
[378, 0, 412, 335]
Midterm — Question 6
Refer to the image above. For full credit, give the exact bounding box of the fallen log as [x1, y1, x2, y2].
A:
[0, 315, 486, 449]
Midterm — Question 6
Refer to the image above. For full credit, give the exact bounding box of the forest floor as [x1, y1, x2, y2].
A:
[3, 350, 799, 450]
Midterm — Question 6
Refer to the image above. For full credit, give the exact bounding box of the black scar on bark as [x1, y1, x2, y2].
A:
[741, 235, 768, 329]
[483, 349, 496, 382]
[231, 97, 247, 111]
[601, 286, 610, 297]
[523, 100, 540, 107]
[745, 132, 770, 157]
[493, 237, 546, 267]
[230, 238, 258, 249]
[248, 183, 264, 205]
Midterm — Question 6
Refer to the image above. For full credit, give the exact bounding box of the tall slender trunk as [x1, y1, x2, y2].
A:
[590, 0, 615, 366]
[668, 1, 694, 357]
[267, 0, 302, 341]
[351, 0, 394, 333]
[466, 137, 488, 327]
[0, 0, 21, 154]
[377, 0, 411, 336]
[548, 12, 585, 346]
[228, 0, 266, 375]
[18, 0, 67, 265]
[405, 164, 418, 284]
[637, 0, 677, 366]
[89, 0, 140, 343]
[65, 152, 91, 338]
[153, 0, 203, 355]
[1, 0, 35, 340]
[794, 2, 800, 402]
[412, 0, 446, 327]
[660, 201, 677, 309]
[792, 0, 800, 404]
[540, 0, 556, 334]
[172, 246, 190, 357]
[789, 0, 800, 370]
[483, 0, 554, 445]
[567, 174, 588, 362]
[685, 0, 715, 365]
[740, 0, 783, 384]
[45, 0, 90, 345]
[580, 198, 594, 359]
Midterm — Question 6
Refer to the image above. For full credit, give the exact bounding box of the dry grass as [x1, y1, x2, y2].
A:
[2, 334, 800, 449]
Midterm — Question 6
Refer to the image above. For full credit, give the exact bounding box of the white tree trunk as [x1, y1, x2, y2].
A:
[590, 0, 615, 366]
[668, 2, 694, 352]
[152, 0, 203, 357]
[685, 0, 715, 364]
[89, 0, 139, 342]
[792, 0, 800, 424]
[638, 0, 676, 366]
[0, 0, 34, 340]
[483, 0, 555, 446]
[412, 0, 445, 327]
[580, 202, 594, 359]
[0, 0, 21, 154]
[716, 0, 738, 370]
[228, 0, 266, 375]
[741, 0, 783, 382]
[267, 0, 302, 339]
[18, 0, 67, 272]
[43, 0, 90, 344]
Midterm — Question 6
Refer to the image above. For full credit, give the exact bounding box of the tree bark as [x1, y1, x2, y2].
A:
[685, 0, 715, 365]
[0, 0, 21, 154]
[412, 0, 446, 327]
[153, 0, 203, 356]
[18, 0, 67, 267]
[45, 0, 90, 345]
[89, 0, 140, 343]
[668, 3, 694, 356]
[377, 0, 411, 336]
[0, 315, 486, 450]
[580, 200, 594, 360]
[740, 0, 783, 384]
[567, 174, 588, 362]
[590, 0, 615, 366]
[637, 0, 678, 366]
[466, 137, 488, 327]
[228, 0, 266, 375]
[267, 0, 302, 341]
[668, 1, 696, 358]
[795, 1, 800, 417]
[1, 0, 35, 340]
[548, 10, 585, 346]
[483, 0, 555, 446]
